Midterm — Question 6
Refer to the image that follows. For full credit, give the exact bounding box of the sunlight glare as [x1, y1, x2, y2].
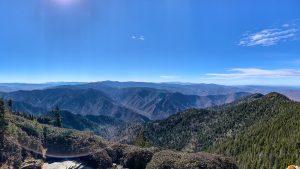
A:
[51, 0, 80, 6]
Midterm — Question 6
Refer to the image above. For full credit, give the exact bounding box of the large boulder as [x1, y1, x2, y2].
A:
[107, 143, 156, 169]
[81, 150, 113, 169]
[121, 148, 153, 169]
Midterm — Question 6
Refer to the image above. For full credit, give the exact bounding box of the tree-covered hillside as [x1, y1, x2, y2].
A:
[134, 92, 300, 168]
[2, 88, 149, 122]
[1, 87, 250, 121]
[117, 87, 250, 120]
[208, 94, 300, 169]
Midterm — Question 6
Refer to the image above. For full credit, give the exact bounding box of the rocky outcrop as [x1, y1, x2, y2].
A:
[82, 150, 113, 169]
[82, 147, 237, 169]
[121, 148, 154, 169]
[1, 137, 238, 169]
[102, 144, 157, 169]
[146, 150, 238, 169]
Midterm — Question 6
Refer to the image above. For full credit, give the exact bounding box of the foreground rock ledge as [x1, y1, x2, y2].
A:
[146, 150, 238, 169]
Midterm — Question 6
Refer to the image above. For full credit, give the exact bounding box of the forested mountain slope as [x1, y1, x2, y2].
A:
[1, 88, 149, 122]
[130, 92, 300, 168]
[208, 94, 300, 168]
[1, 87, 250, 121]
[43, 110, 125, 139]
[116, 87, 250, 119]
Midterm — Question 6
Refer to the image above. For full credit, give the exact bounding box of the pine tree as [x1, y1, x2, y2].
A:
[0, 99, 8, 160]
[7, 99, 12, 113]
[53, 106, 62, 127]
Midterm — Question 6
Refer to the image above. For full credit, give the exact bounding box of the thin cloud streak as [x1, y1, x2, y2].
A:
[239, 24, 298, 46]
[205, 68, 300, 80]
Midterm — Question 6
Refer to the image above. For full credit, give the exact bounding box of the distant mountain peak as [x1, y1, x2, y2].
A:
[264, 92, 291, 101]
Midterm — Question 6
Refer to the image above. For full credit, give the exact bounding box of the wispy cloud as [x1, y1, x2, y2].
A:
[206, 68, 300, 79]
[132, 35, 145, 41]
[239, 24, 298, 46]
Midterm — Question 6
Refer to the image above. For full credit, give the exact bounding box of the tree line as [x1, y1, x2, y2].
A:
[0, 98, 63, 129]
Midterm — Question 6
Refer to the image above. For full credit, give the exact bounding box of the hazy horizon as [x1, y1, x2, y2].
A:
[1, 80, 300, 88]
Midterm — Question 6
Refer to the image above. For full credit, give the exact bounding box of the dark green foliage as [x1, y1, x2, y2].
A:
[133, 129, 151, 148]
[138, 92, 300, 168]
[209, 94, 300, 168]
[0, 99, 7, 142]
[37, 116, 52, 125]
[42, 127, 49, 144]
[14, 111, 37, 121]
[10, 101, 47, 116]
[0, 99, 7, 127]
[53, 106, 62, 127]
[7, 99, 12, 113]
[42, 110, 126, 139]
[19, 122, 41, 138]
[0, 99, 8, 162]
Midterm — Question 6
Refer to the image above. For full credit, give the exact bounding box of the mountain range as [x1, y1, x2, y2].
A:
[1, 81, 299, 101]
[0, 86, 250, 121]
[114, 88, 249, 120]
[0, 82, 84, 92]
[0, 88, 149, 122]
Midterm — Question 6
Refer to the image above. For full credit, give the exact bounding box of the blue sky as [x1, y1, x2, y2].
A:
[0, 0, 300, 85]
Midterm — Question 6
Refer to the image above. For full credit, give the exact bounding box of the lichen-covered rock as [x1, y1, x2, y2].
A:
[121, 148, 153, 169]
[146, 150, 238, 169]
[81, 150, 112, 169]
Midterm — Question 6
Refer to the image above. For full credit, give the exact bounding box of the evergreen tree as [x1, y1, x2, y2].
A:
[7, 99, 12, 113]
[53, 106, 62, 127]
[0, 99, 7, 160]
